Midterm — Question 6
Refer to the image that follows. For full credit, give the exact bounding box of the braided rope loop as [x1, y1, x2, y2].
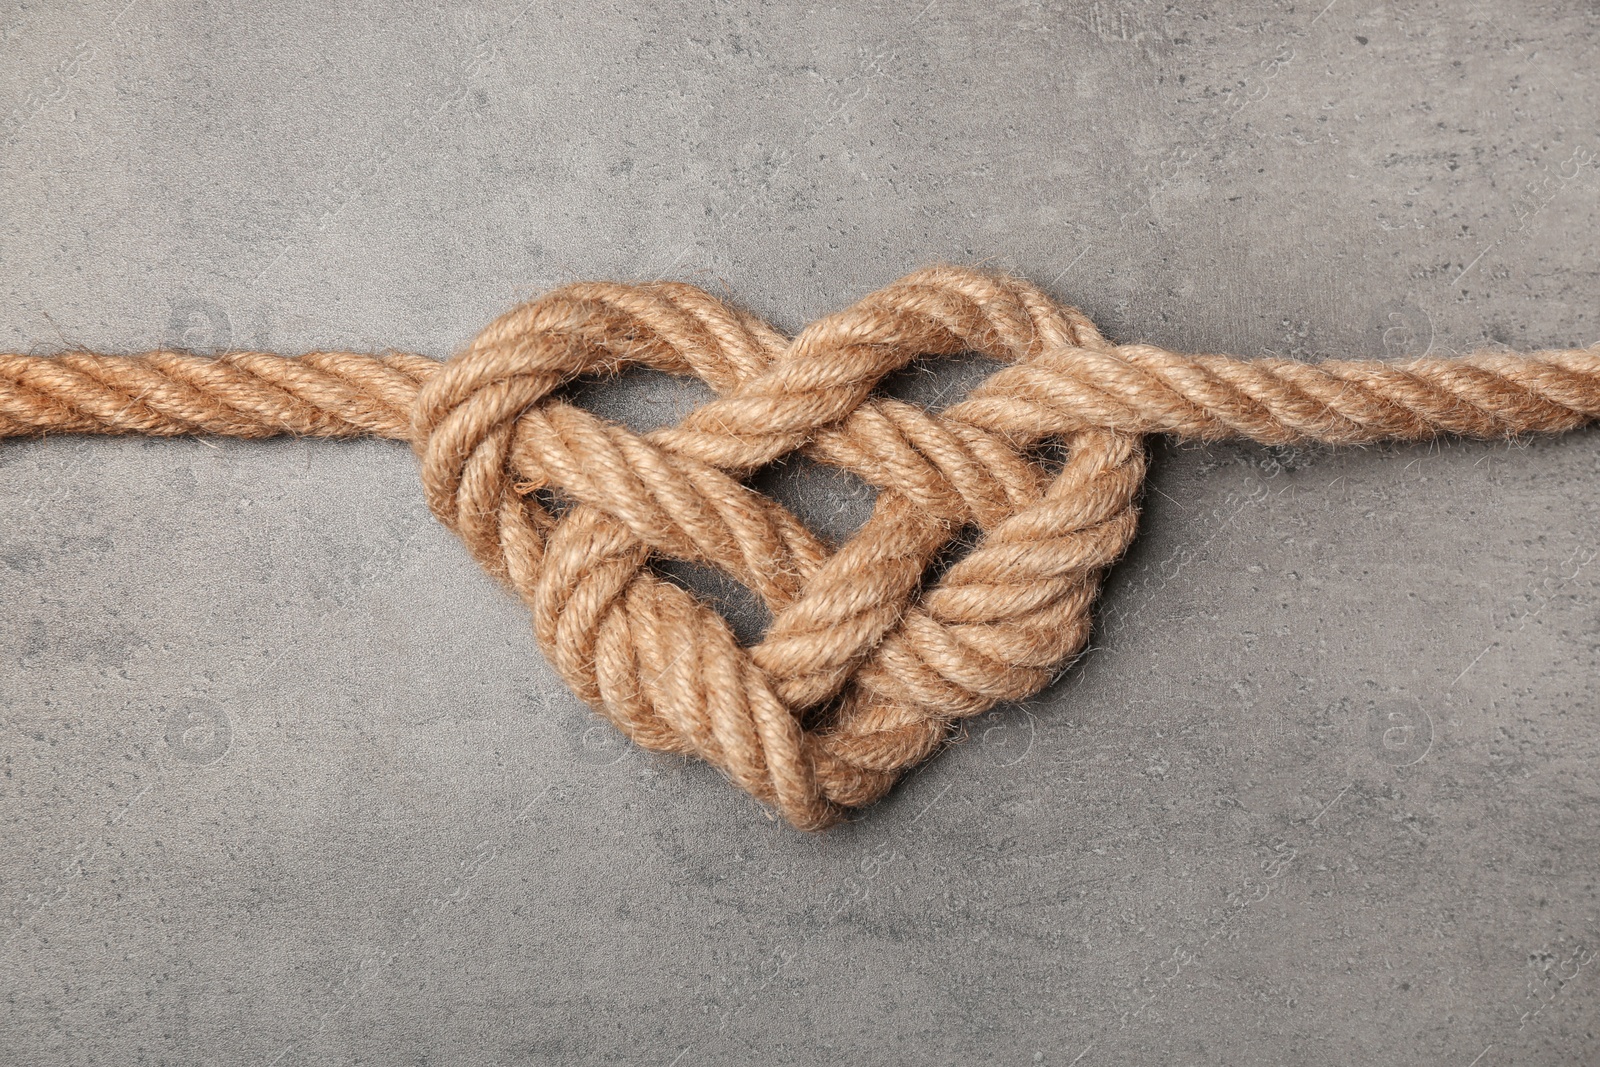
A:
[397, 268, 1152, 825]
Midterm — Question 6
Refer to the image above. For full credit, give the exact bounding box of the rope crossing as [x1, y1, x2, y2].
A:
[4, 267, 1598, 828]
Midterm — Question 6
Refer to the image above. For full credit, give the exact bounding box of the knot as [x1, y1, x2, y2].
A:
[3, 265, 1596, 827]
[409, 267, 1146, 829]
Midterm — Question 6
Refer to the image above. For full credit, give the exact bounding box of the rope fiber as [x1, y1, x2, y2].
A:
[4, 266, 1597, 828]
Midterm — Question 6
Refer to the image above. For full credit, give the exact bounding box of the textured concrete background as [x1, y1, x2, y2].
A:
[3, 1, 1598, 1064]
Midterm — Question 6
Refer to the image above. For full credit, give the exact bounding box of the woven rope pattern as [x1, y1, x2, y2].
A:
[4, 266, 1597, 828]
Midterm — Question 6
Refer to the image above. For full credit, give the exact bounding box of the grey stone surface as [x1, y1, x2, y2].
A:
[3, 1, 1598, 1063]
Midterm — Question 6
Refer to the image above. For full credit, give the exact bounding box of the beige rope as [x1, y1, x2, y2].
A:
[4, 266, 1597, 828]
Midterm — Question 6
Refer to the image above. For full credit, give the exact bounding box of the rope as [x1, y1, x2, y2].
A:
[4, 266, 1597, 829]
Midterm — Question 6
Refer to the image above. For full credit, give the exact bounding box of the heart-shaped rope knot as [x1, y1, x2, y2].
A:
[409, 267, 1147, 829]
[5, 266, 1597, 829]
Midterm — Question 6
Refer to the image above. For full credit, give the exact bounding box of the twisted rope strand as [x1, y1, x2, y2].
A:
[4, 265, 1597, 829]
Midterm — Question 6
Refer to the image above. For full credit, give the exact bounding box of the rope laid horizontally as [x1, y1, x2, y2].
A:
[4, 266, 1598, 828]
